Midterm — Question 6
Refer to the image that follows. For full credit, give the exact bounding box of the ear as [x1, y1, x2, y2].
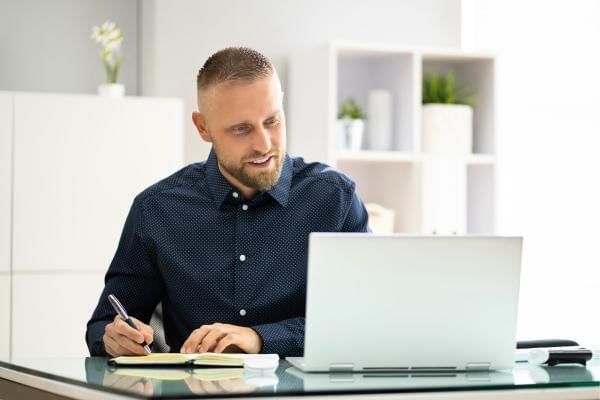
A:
[192, 111, 212, 143]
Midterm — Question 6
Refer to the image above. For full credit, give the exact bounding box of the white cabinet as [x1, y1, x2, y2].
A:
[12, 93, 184, 272]
[0, 275, 9, 359]
[421, 157, 466, 235]
[289, 42, 496, 234]
[0, 93, 11, 273]
[12, 273, 105, 357]
[0, 92, 184, 358]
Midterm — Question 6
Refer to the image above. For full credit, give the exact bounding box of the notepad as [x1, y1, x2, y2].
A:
[108, 352, 279, 367]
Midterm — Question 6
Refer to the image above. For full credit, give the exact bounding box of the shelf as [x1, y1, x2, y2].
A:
[332, 41, 495, 61]
[336, 151, 420, 163]
[290, 44, 497, 234]
[336, 151, 495, 166]
[467, 154, 495, 166]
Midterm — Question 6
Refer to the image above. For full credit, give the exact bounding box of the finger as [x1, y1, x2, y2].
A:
[184, 376, 207, 394]
[199, 326, 228, 353]
[199, 379, 221, 394]
[213, 333, 237, 354]
[130, 317, 154, 344]
[181, 325, 211, 353]
[144, 380, 154, 396]
[114, 331, 150, 355]
[120, 376, 144, 391]
[133, 382, 145, 394]
[104, 331, 131, 357]
[107, 327, 149, 356]
[113, 316, 145, 344]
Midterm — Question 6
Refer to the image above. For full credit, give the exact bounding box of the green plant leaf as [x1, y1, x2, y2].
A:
[422, 71, 475, 106]
[338, 98, 365, 119]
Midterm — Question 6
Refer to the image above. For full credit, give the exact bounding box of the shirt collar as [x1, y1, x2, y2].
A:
[205, 148, 292, 208]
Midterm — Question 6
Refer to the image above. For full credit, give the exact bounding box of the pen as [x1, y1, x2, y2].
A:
[108, 294, 152, 354]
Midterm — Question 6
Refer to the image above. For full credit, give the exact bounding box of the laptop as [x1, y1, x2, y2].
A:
[287, 234, 522, 372]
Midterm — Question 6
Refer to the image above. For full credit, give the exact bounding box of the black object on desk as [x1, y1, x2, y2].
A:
[517, 339, 579, 349]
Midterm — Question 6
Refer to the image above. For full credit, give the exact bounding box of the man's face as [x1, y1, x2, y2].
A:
[193, 74, 286, 195]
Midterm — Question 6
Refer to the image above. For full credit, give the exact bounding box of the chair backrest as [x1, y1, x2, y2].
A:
[149, 303, 170, 353]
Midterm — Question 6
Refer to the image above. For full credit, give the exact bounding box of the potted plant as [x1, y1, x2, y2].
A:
[337, 98, 366, 151]
[91, 21, 125, 97]
[421, 71, 475, 154]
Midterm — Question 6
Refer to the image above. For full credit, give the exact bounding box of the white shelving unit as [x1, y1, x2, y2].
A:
[289, 42, 496, 234]
[0, 91, 184, 358]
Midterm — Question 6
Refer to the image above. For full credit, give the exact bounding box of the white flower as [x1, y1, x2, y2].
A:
[90, 21, 123, 48]
[91, 21, 125, 84]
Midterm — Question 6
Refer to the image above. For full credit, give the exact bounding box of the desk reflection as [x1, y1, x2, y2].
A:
[85, 357, 279, 397]
[285, 367, 515, 391]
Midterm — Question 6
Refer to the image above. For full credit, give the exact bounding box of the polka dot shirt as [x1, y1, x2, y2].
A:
[86, 148, 370, 357]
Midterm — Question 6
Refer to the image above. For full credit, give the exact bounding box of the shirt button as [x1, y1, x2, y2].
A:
[239, 309, 247, 316]
[242, 204, 249, 211]
[232, 192, 239, 198]
[239, 254, 246, 262]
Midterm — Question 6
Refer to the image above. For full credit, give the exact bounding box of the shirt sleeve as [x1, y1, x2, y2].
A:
[251, 317, 305, 357]
[341, 186, 371, 233]
[85, 199, 164, 356]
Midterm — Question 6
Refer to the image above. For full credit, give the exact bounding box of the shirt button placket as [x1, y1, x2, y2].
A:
[235, 195, 251, 320]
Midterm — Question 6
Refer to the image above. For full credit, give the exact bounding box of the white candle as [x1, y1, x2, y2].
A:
[367, 90, 392, 151]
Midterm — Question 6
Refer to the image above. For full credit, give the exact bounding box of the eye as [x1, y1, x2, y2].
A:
[231, 125, 251, 135]
[265, 118, 280, 127]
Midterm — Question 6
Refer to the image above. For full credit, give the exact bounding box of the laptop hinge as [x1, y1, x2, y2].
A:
[466, 362, 491, 371]
[329, 362, 354, 372]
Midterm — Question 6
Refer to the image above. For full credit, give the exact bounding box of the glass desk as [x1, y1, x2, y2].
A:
[0, 357, 599, 399]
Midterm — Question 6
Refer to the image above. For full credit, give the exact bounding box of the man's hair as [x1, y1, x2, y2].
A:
[196, 47, 274, 94]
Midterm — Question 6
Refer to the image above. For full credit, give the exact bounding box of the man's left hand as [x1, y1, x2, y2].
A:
[180, 323, 262, 354]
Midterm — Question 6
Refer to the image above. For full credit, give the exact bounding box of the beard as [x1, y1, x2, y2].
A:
[214, 145, 284, 192]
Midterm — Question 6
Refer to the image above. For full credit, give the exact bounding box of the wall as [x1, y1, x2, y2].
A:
[0, 0, 138, 95]
[466, 0, 600, 344]
[140, 0, 462, 163]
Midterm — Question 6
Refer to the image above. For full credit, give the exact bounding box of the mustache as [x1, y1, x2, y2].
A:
[243, 152, 279, 162]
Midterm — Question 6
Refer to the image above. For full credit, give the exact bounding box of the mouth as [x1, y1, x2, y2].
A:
[248, 155, 274, 168]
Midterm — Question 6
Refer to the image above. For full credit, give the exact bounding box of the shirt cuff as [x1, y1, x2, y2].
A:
[251, 321, 304, 357]
[86, 321, 110, 356]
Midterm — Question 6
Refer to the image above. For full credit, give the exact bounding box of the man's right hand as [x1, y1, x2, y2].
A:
[103, 315, 154, 357]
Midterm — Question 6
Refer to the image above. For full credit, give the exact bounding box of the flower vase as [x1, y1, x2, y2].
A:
[338, 118, 365, 151]
[97, 83, 125, 97]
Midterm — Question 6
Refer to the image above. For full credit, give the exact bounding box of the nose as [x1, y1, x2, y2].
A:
[252, 125, 272, 154]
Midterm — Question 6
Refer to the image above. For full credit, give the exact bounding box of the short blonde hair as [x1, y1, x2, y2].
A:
[196, 47, 274, 94]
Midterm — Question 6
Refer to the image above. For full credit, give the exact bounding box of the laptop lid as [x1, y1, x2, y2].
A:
[300, 234, 522, 372]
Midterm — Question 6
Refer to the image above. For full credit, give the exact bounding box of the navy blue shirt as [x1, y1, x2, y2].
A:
[86, 149, 369, 357]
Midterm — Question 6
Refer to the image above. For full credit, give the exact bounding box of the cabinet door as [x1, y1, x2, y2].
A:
[421, 158, 466, 235]
[12, 273, 105, 357]
[0, 93, 12, 274]
[0, 275, 9, 359]
[12, 94, 183, 272]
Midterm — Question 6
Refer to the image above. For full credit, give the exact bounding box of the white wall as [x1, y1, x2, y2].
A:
[0, 0, 138, 95]
[140, 0, 462, 163]
[466, 0, 600, 345]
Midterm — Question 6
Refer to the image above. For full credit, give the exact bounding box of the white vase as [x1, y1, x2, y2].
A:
[338, 119, 364, 151]
[97, 83, 125, 97]
[367, 90, 393, 150]
[422, 104, 473, 154]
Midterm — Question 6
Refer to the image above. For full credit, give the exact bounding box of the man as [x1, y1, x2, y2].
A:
[86, 47, 369, 358]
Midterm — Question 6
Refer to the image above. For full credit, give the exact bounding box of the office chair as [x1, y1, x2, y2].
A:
[149, 303, 170, 353]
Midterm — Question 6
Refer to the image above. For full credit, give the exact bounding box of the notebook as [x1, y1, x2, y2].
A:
[109, 352, 279, 367]
[287, 234, 523, 372]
